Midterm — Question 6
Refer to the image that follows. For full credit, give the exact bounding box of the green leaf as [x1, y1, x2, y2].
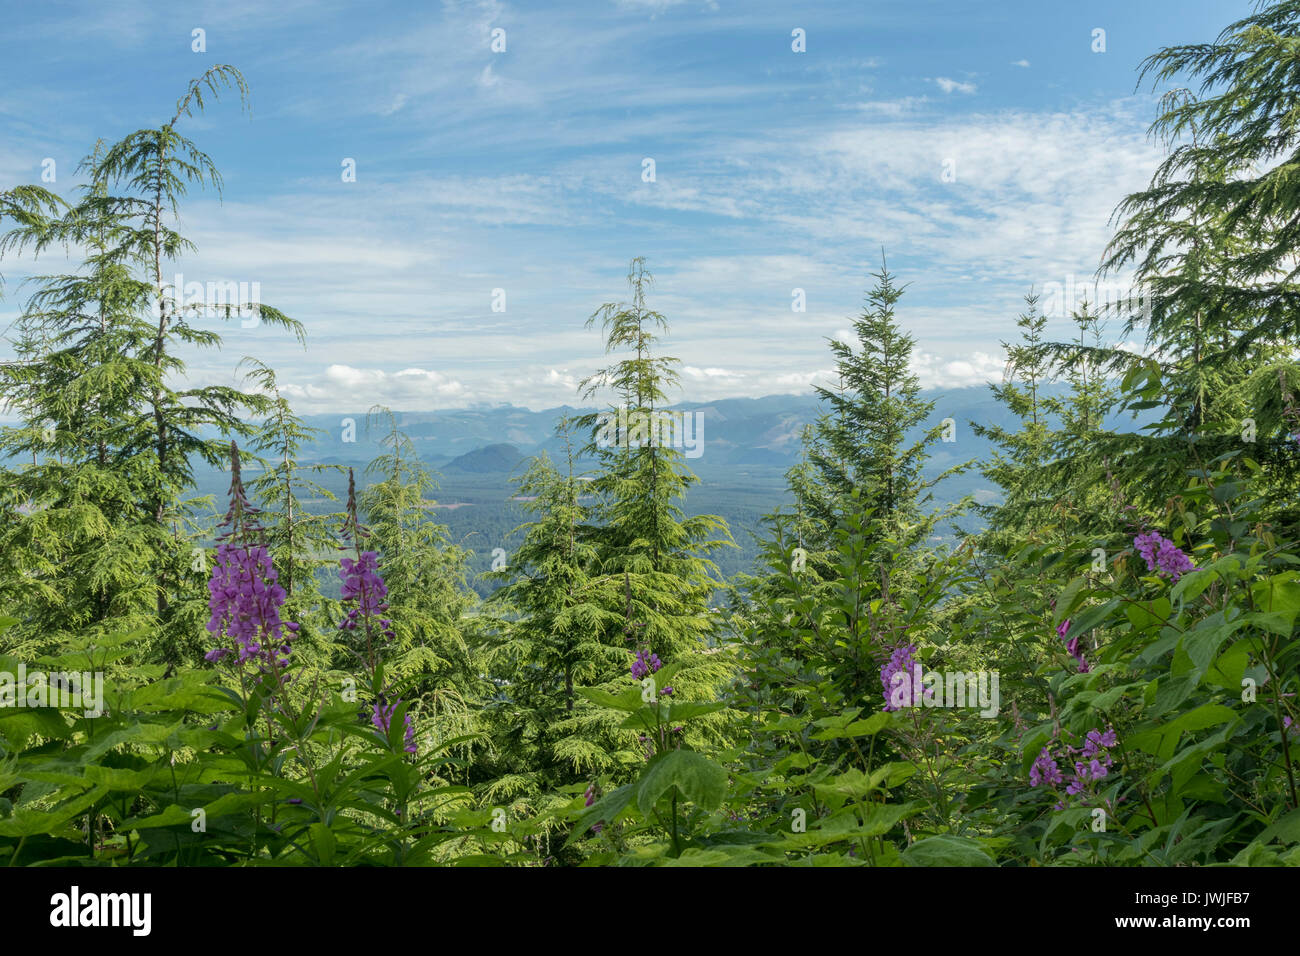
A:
[661, 847, 773, 867]
[1170, 568, 1214, 604]
[1055, 576, 1089, 625]
[1126, 598, 1173, 635]
[1178, 622, 1240, 681]
[1166, 703, 1237, 736]
[310, 822, 337, 864]
[1258, 808, 1300, 846]
[811, 711, 891, 740]
[1203, 640, 1250, 690]
[660, 701, 728, 723]
[83, 763, 163, 791]
[902, 834, 996, 867]
[635, 750, 727, 814]
[1062, 598, 1120, 640]
[1251, 574, 1300, 631]
[575, 684, 645, 713]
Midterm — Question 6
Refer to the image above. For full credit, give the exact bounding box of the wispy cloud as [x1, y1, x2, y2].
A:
[0, 0, 1188, 413]
[934, 77, 977, 95]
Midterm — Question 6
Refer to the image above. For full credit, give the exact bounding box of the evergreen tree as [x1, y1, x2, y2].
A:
[797, 255, 966, 598]
[479, 420, 621, 820]
[576, 257, 735, 746]
[0, 163, 164, 652]
[968, 291, 1055, 555]
[1100, 3, 1300, 512]
[355, 408, 480, 741]
[0, 70, 304, 664]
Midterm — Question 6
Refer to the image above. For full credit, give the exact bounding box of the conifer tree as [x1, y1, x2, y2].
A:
[0, 168, 161, 651]
[576, 257, 734, 743]
[355, 408, 480, 736]
[968, 292, 1054, 555]
[796, 255, 964, 597]
[1048, 303, 1121, 533]
[1104, 0, 1300, 357]
[479, 420, 621, 810]
[0, 69, 305, 663]
[1100, 3, 1300, 510]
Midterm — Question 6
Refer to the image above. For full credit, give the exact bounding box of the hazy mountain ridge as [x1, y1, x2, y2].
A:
[296, 386, 1036, 478]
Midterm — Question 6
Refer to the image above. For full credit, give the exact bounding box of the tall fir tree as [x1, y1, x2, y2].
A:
[478, 419, 621, 827]
[575, 257, 735, 749]
[1100, 3, 1300, 516]
[797, 256, 964, 598]
[0, 70, 304, 663]
[968, 291, 1063, 554]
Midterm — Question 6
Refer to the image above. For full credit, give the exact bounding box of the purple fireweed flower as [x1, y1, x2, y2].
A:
[1063, 726, 1116, 799]
[339, 551, 396, 641]
[1055, 619, 1091, 673]
[1134, 531, 1160, 568]
[1083, 728, 1117, 756]
[880, 643, 935, 711]
[1032, 726, 1118, 805]
[630, 649, 662, 680]
[584, 785, 603, 833]
[1134, 531, 1196, 582]
[371, 697, 418, 755]
[1029, 747, 1063, 788]
[660, 685, 674, 697]
[205, 543, 295, 669]
[1066, 637, 1091, 674]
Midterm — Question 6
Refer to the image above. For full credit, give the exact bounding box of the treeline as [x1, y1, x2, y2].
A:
[1, 1, 1300, 866]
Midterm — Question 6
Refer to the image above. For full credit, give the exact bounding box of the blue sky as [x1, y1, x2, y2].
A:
[0, 0, 1255, 413]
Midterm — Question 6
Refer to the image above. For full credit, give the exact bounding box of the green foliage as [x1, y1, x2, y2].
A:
[6, 4, 1300, 868]
[479, 426, 623, 818]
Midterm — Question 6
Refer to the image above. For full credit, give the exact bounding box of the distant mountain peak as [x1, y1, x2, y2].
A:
[442, 443, 525, 474]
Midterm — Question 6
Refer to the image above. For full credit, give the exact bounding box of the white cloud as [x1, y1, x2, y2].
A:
[854, 96, 930, 114]
[682, 366, 743, 380]
[1011, 59, 1031, 68]
[279, 365, 469, 409]
[911, 350, 1005, 389]
[378, 93, 409, 115]
[934, 77, 977, 95]
[768, 369, 834, 392]
[546, 368, 578, 391]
